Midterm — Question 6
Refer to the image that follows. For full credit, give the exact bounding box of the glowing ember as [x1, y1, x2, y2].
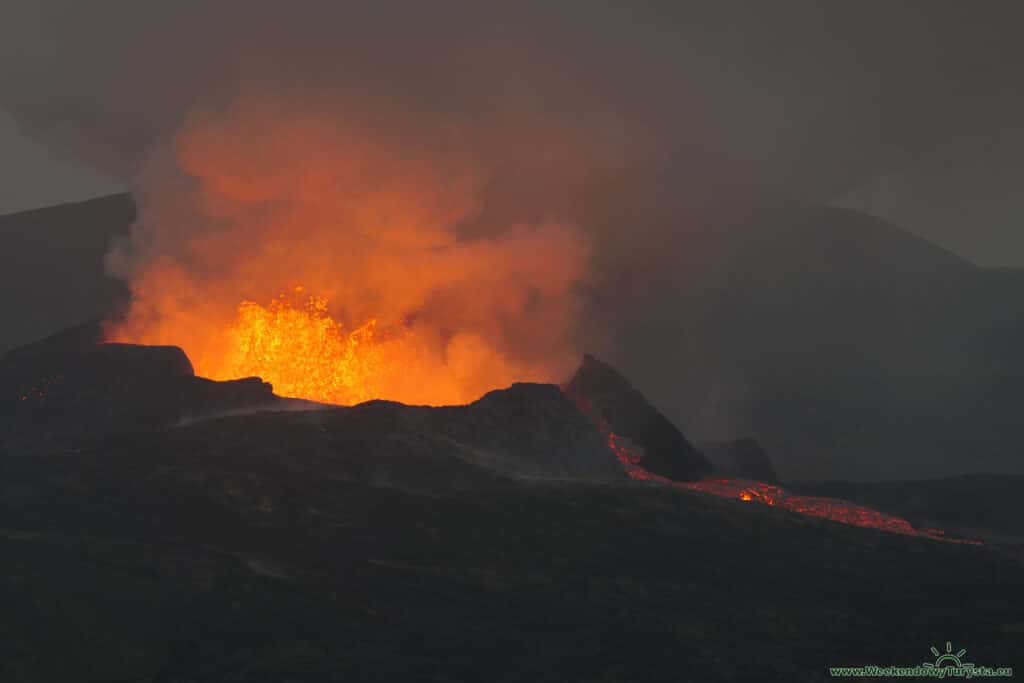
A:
[14, 373, 64, 405]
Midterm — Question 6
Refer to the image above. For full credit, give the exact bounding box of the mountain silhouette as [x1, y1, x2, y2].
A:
[603, 205, 1024, 481]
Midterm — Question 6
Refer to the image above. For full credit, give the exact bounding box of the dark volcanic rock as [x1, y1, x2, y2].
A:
[563, 354, 714, 481]
[2, 398, 1021, 683]
[2, 327, 623, 483]
[1, 338, 276, 439]
[699, 437, 780, 483]
[97, 383, 627, 497]
[1, 344, 1022, 682]
[427, 382, 626, 480]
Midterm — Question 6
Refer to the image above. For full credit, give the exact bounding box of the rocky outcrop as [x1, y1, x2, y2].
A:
[562, 354, 714, 482]
[427, 382, 626, 481]
[1, 330, 625, 483]
[1, 338, 276, 439]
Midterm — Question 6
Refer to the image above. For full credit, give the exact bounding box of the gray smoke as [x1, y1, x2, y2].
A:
[4, 1, 1021, 207]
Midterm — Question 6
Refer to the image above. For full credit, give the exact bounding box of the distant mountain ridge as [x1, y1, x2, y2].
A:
[0, 193, 132, 354]
[598, 205, 1024, 481]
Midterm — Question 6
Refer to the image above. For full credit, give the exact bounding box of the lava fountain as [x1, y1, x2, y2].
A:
[105, 98, 590, 405]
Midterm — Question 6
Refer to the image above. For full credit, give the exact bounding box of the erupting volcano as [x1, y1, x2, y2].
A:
[96, 98, 983, 546]
[105, 98, 589, 406]
[214, 287, 397, 405]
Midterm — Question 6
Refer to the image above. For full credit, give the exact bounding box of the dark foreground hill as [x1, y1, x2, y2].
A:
[1, 337, 1022, 681]
[2, 409, 1022, 682]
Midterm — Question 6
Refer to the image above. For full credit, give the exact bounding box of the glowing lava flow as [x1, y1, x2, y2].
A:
[604, 428, 979, 544]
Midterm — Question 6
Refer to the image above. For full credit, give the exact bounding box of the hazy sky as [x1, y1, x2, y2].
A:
[3, 110, 1020, 267]
[1, 1, 1021, 266]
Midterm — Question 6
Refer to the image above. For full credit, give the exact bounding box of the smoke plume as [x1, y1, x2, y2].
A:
[104, 96, 602, 403]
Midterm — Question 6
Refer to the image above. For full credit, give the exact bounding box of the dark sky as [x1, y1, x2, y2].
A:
[1, 0, 1022, 265]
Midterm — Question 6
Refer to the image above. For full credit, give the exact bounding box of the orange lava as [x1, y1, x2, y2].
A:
[218, 288, 396, 405]
[109, 284, 564, 406]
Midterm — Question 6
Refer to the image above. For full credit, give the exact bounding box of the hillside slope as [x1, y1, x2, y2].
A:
[608, 206, 1024, 480]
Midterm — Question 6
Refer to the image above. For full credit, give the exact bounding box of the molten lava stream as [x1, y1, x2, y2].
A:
[601, 429, 979, 544]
